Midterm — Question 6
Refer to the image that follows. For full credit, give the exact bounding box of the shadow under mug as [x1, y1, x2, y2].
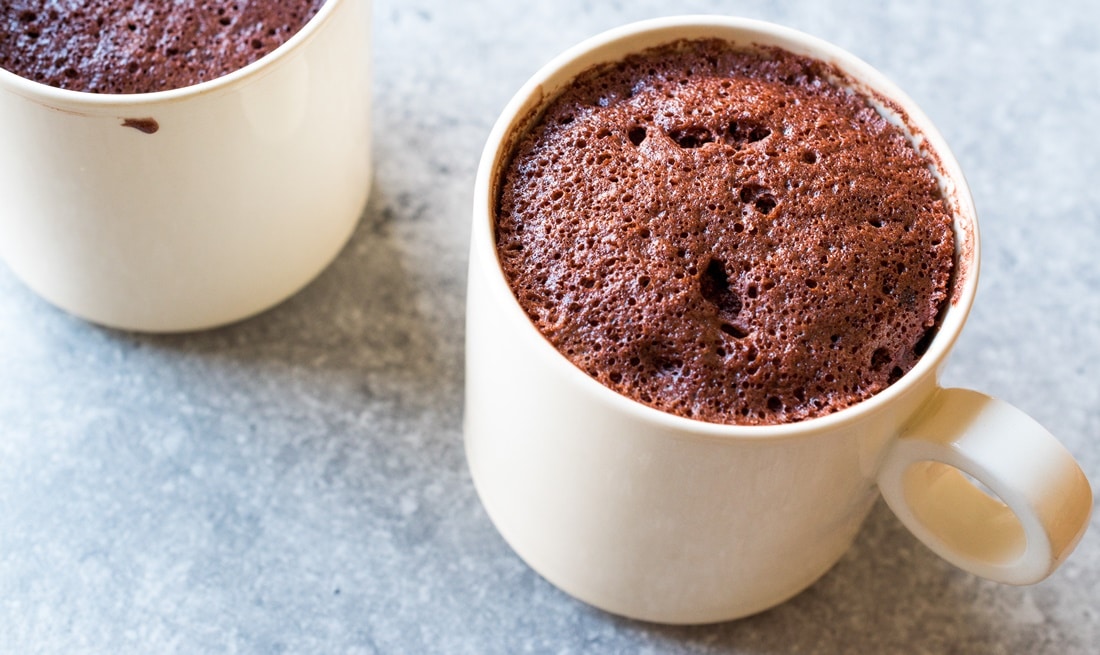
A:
[464, 16, 1092, 624]
[0, 0, 372, 332]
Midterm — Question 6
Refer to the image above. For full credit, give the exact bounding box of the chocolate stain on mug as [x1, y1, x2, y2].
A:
[121, 117, 159, 134]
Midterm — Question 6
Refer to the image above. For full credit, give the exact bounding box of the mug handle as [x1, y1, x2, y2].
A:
[877, 387, 1092, 584]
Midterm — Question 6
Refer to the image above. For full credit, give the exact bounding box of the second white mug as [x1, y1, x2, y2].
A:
[0, 0, 372, 332]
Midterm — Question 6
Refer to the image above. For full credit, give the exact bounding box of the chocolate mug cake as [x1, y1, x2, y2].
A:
[495, 39, 955, 425]
[0, 1, 326, 93]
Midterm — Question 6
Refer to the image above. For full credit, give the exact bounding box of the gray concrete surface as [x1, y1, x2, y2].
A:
[2, 1, 1098, 652]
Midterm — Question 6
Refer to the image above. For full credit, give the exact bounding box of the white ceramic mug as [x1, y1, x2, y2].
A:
[0, 0, 371, 332]
[465, 16, 1093, 624]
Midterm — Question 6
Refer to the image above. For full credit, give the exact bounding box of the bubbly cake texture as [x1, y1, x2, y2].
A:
[0, 1, 326, 94]
[496, 40, 955, 426]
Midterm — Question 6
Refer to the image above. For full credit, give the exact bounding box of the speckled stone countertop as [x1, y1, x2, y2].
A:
[2, 1, 1098, 653]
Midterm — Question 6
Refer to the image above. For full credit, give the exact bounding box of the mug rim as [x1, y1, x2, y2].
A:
[472, 14, 981, 440]
[0, 0, 343, 107]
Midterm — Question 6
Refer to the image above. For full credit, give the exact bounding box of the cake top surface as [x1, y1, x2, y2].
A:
[0, 0, 326, 94]
[495, 39, 955, 426]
